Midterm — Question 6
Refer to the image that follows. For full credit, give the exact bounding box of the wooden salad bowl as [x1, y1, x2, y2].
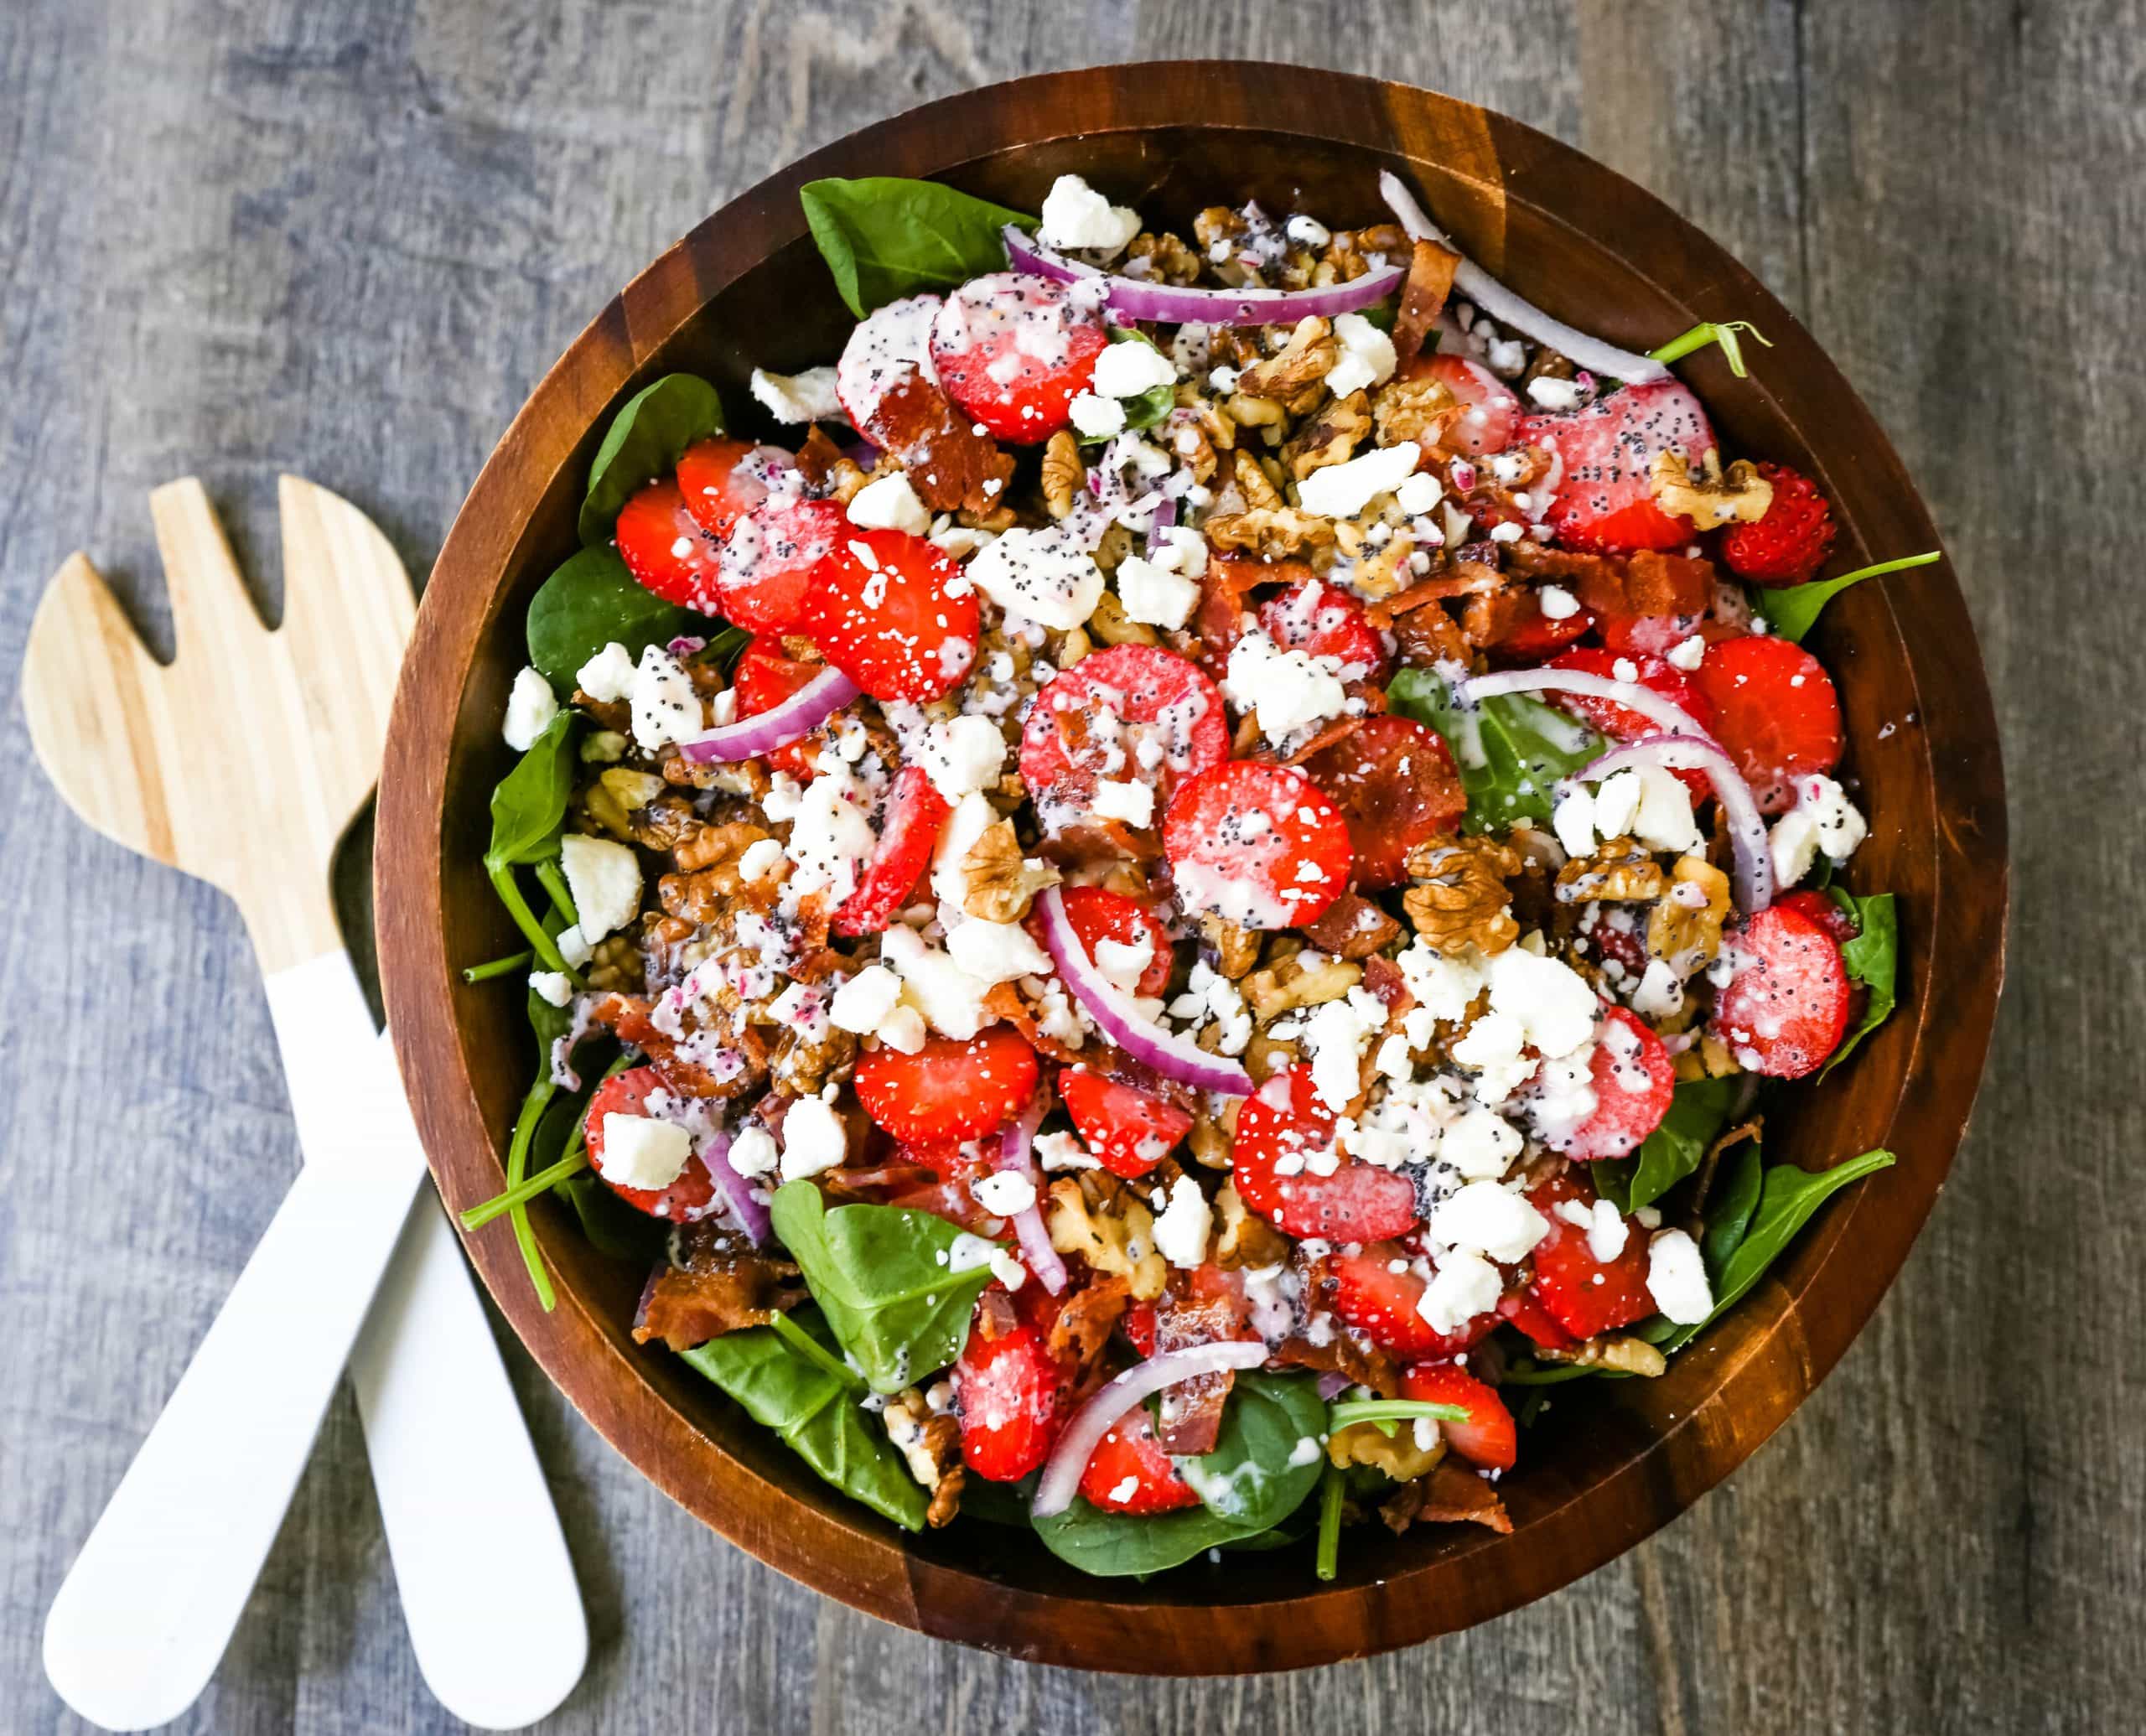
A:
[376, 62, 2009, 1673]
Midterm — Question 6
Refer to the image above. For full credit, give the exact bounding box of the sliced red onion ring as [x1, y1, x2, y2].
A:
[993, 1095, 1068, 1295]
[1143, 494, 1178, 554]
[1460, 667, 1715, 743]
[1378, 172, 1670, 384]
[1003, 225, 1403, 327]
[1031, 1339, 1273, 1518]
[701, 1130, 772, 1246]
[676, 665, 858, 764]
[1034, 886, 1252, 1098]
[1314, 1371, 1352, 1401]
[1582, 733, 1775, 913]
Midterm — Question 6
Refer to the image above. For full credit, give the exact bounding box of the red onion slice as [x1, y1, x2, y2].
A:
[1378, 172, 1670, 384]
[1143, 493, 1179, 554]
[701, 1131, 772, 1246]
[993, 1095, 1068, 1295]
[1581, 733, 1775, 912]
[1003, 225, 1403, 328]
[1460, 667, 1715, 743]
[1031, 1339, 1273, 1518]
[1034, 886, 1252, 1098]
[676, 665, 858, 764]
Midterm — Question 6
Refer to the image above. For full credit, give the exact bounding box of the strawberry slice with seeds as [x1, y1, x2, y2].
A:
[1163, 761, 1354, 930]
[1521, 379, 1716, 554]
[1722, 462, 1838, 586]
[853, 1028, 1039, 1146]
[929, 272, 1110, 445]
[1551, 1005, 1676, 1162]
[1399, 353, 1521, 456]
[714, 495, 847, 635]
[1022, 884, 1174, 998]
[1686, 634, 1843, 813]
[730, 636, 832, 778]
[1526, 1171, 1656, 1340]
[956, 1285, 1076, 1483]
[1074, 1399, 1203, 1513]
[1329, 1243, 1496, 1361]
[614, 479, 725, 610]
[1257, 576, 1390, 681]
[1231, 1065, 1420, 1242]
[676, 437, 788, 541]
[832, 764, 950, 937]
[1058, 1069, 1193, 1179]
[1709, 901, 1851, 1079]
[583, 1066, 722, 1221]
[1398, 1361, 1517, 1471]
[797, 526, 979, 702]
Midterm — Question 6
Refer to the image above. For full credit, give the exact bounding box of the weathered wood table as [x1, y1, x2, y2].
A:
[2, 3, 2134, 1731]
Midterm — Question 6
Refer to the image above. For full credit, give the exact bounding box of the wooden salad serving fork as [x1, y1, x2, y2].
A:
[21, 478, 584, 1731]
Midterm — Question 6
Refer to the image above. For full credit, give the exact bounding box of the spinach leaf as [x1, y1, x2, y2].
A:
[526, 546, 686, 694]
[681, 1307, 928, 1531]
[577, 373, 727, 547]
[1702, 1136, 1766, 1276]
[1388, 666, 1600, 832]
[1762, 552, 1941, 644]
[800, 177, 1038, 319]
[1593, 1075, 1744, 1215]
[557, 1172, 668, 1263]
[1030, 1373, 1327, 1577]
[1082, 328, 1176, 439]
[768, 1181, 997, 1395]
[484, 711, 577, 871]
[1820, 889, 1899, 1076]
[1654, 1147, 1896, 1354]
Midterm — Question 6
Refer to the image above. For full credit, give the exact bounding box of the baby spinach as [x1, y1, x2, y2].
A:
[1593, 1075, 1744, 1215]
[682, 1307, 929, 1532]
[1388, 666, 1600, 832]
[1702, 1136, 1767, 1275]
[1030, 1373, 1327, 1576]
[557, 1171, 667, 1264]
[482, 711, 581, 978]
[1821, 889, 1899, 1076]
[801, 176, 1038, 318]
[1763, 551, 1941, 644]
[526, 546, 687, 693]
[768, 1181, 997, 1395]
[577, 373, 728, 547]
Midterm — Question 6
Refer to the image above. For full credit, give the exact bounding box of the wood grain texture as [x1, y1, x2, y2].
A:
[0, 1, 2130, 1731]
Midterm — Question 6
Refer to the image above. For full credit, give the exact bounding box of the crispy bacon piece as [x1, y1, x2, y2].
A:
[631, 1247, 805, 1352]
[868, 371, 1015, 516]
[1390, 240, 1463, 365]
[1272, 1328, 1402, 1398]
[587, 991, 766, 1098]
[793, 424, 846, 488]
[1192, 554, 1313, 672]
[1380, 1458, 1514, 1536]
[1304, 892, 1403, 961]
[1046, 1272, 1131, 1378]
[1152, 1262, 1258, 1455]
[1507, 542, 1716, 619]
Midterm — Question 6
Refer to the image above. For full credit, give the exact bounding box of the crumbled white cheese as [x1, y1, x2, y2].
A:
[973, 1171, 1038, 1216]
[878, 1004, 928, 1054]
[502, 666, 559, 751]
[879, 924, 991, 1039]
[847, 470, 931, 536]
[963, 527, 1106, 630]
[1091, 934, 1154, 990]
[915, 713, 1008, 803]
[527, 970, 573, 1008]
[1324, 311, 1397, 398]
[784, 771, 877, 904]
[1630, 957, 1687, 1018]
[1113, 554, 1200, 631]
[1769, 774, 1869, 885]
[555, 924, 594, 967]
[1666, 634, 1708, 671]
[1485, 945, 1599, 1059]
[1439, 1105, 1523, 1179]
[1302, 988, 1389, 1113]
[1429, 1180, 1551, 1263]
[1152, 1175, 1214, 1269]
[596, 1114, 690, 1190]
[1296, 441, 1421, 518]
[1626, 764, 1703, 856]
[577, 640, 637, 704]
[558, 834, 642, 941]
[750, 365, 844, 424]
[1538, 583, 1581, 621]
[1646, 1227, 1713, 1324]
[728, 1125, 780, 1178]
[629, 645, 702, 752]
[828, 963, 904, 1034]
[738, 837, 785, 884]
[1091, 778, 1155, 827]
[1526, 375, 1584, 412]
[1223, 628, 1347, 748]
[930, 790, 999, 905]
[1552, 781, 1598, 858]
[1035, 1130, 1100, 1171]
[946, 916, 1054, 985]
[1091, 340, 1177, 399]
[779, 1096, 850, 1181]
[1395, 940, 1486, 1027]
[1395, 469, 1443, 517]
[1418, 1250, 1501, 1336]
[1069, 392, 1126, 440]
[1586, 1199, 1630, 1263]
[1038, 174, 1142, 254]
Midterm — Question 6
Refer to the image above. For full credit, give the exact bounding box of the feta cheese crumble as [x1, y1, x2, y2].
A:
[596, 1114, 690, 1190]
[1038, 174, 1142, 254]
[502, 666, 559, 751]
[558, 834, 642, 941]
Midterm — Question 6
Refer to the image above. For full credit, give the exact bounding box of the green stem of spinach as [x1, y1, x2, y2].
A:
[486, 862, 580, 982]
[1314, 1462, 1346, 1583]
[1327, 1400, 1470, 1430]
[1497, 1362, 1618, 1387]
[459, 1147, 593, 1231]
[768, 1310, 868, 1392]
[534, 859, 580, 928]
[1647, 319, 1772, 378]
[502, 1080, 559, 1313]
[461, 949, 532, 984]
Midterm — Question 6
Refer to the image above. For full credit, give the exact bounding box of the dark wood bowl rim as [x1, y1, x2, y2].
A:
[376, 61, 2009, 1674]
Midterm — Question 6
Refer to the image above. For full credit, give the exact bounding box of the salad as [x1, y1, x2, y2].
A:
[464, 168, 1926, 1577]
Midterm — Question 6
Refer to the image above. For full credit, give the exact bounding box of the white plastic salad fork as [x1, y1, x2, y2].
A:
[21, 477, 585, 1731]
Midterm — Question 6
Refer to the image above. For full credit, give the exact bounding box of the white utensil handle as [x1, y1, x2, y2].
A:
[346, 1034, 588, 1730]
[43, 953, 428, 1732]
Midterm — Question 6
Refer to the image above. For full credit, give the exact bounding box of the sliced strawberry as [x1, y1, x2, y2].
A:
[832, 764, 950, 937]
[1257, 576, 1390, 681]
[1019, 645, 1229, 827]
[1398, 353, 1521, 456]
[853, 1028, 1040, 1145]
[1022, 884, 1174, 998]
[956, 1286, 1076, 1482]
[1597, 610, 1708, 658]
[1301, 716, 1464, 890]
[730, 636, 830, 778]
[1687, 634, 1843, 812]
[1526, 1171, 1656, 1340]
[929, 272, 1110, 445]
[1482, 602, 1593, 662]
[1521, 379, 1714, 554]
[1552, 1005, 1675, 1161]
[1722, 462, 1838, 586]
[1496, 1287, 1578, 1350]
[1121, 1299, 1158, 1356]
[1398, 1361, 1516, 1471]
[1162, 761, 1354, 930]
[583, 1066, 722, 1221]
[1709, 901, 1851, 1079]
[1776, 888, 1860, 945]
[676, 438, 787, 541]
[835, 293, 944, 443]
[1058, 1069, 1192, 1179]
[1231, 1065, 1419, 1242]
[1330, 1244, 1495, 1361]
[1546, 647, 1718, 740]
[1075, 1399, 1203, 1513]
[798, 526, 979, 702]
[614, 479, 724, 610]
[714, 495, 846, 635]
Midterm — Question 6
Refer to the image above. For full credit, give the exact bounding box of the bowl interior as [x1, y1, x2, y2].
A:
[386, 65, 2005, 1671]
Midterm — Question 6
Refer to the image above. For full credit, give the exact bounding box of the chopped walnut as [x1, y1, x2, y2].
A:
[1204, 503, 1336, 561]
[1557, 836, 1668, 904]
[1092, 519, 1138, 574]
[1194, 205, 1247, 253]
[1040, 429, 1083, 521]
[1188, 394, 1236, 453]
[1056, 625, 1093, 667]
[1675, 1031, 1744, 1082]
[1236, 316, 1337, 403]
[674, 818, 775, 884]
[1651, 448, 1775, 527]
[1403, 836, 1522, 956]
[1537, 1334, 1670, 1376]
[1231, 447, 1283, 511]
[1240, 1029, 1301, 1083]
[1647, 853, 1733, 972]
[882, 1388, 966, 1527]
[659, 748, 770, 800]
[1371, 373, 1456, 448]
[623, 790, 704, 852]
[1123, 230, 1203, 284]
[583, 769, 669, 842]
[1186, 1095, 1240, 1171]
[1213, 1178, 1288, 1269]
[1086, 588, 1158, 647]
[958, 819, 1060, 922]
[1317, 222, 1409, 284]
[1328, 1418, 1444, 1481]
[1200, 915, 1262, 980]
[1283, 389, 1371, 480]
[1046, 1174, 1166, 1300]
[584, 932, 640, 994]
[1241, 952, 1363, 1023]
[1223, 391, 1288, 438]
[1347, 531, 1419, 601]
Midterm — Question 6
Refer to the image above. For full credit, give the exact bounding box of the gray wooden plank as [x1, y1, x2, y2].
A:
[1, 1, 2139, 1732]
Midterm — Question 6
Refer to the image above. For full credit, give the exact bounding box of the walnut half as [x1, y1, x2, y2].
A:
[1651, 448, 1775, 527]
[959, 819, 1060, 923]
[1402, 836, 1522, 956]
